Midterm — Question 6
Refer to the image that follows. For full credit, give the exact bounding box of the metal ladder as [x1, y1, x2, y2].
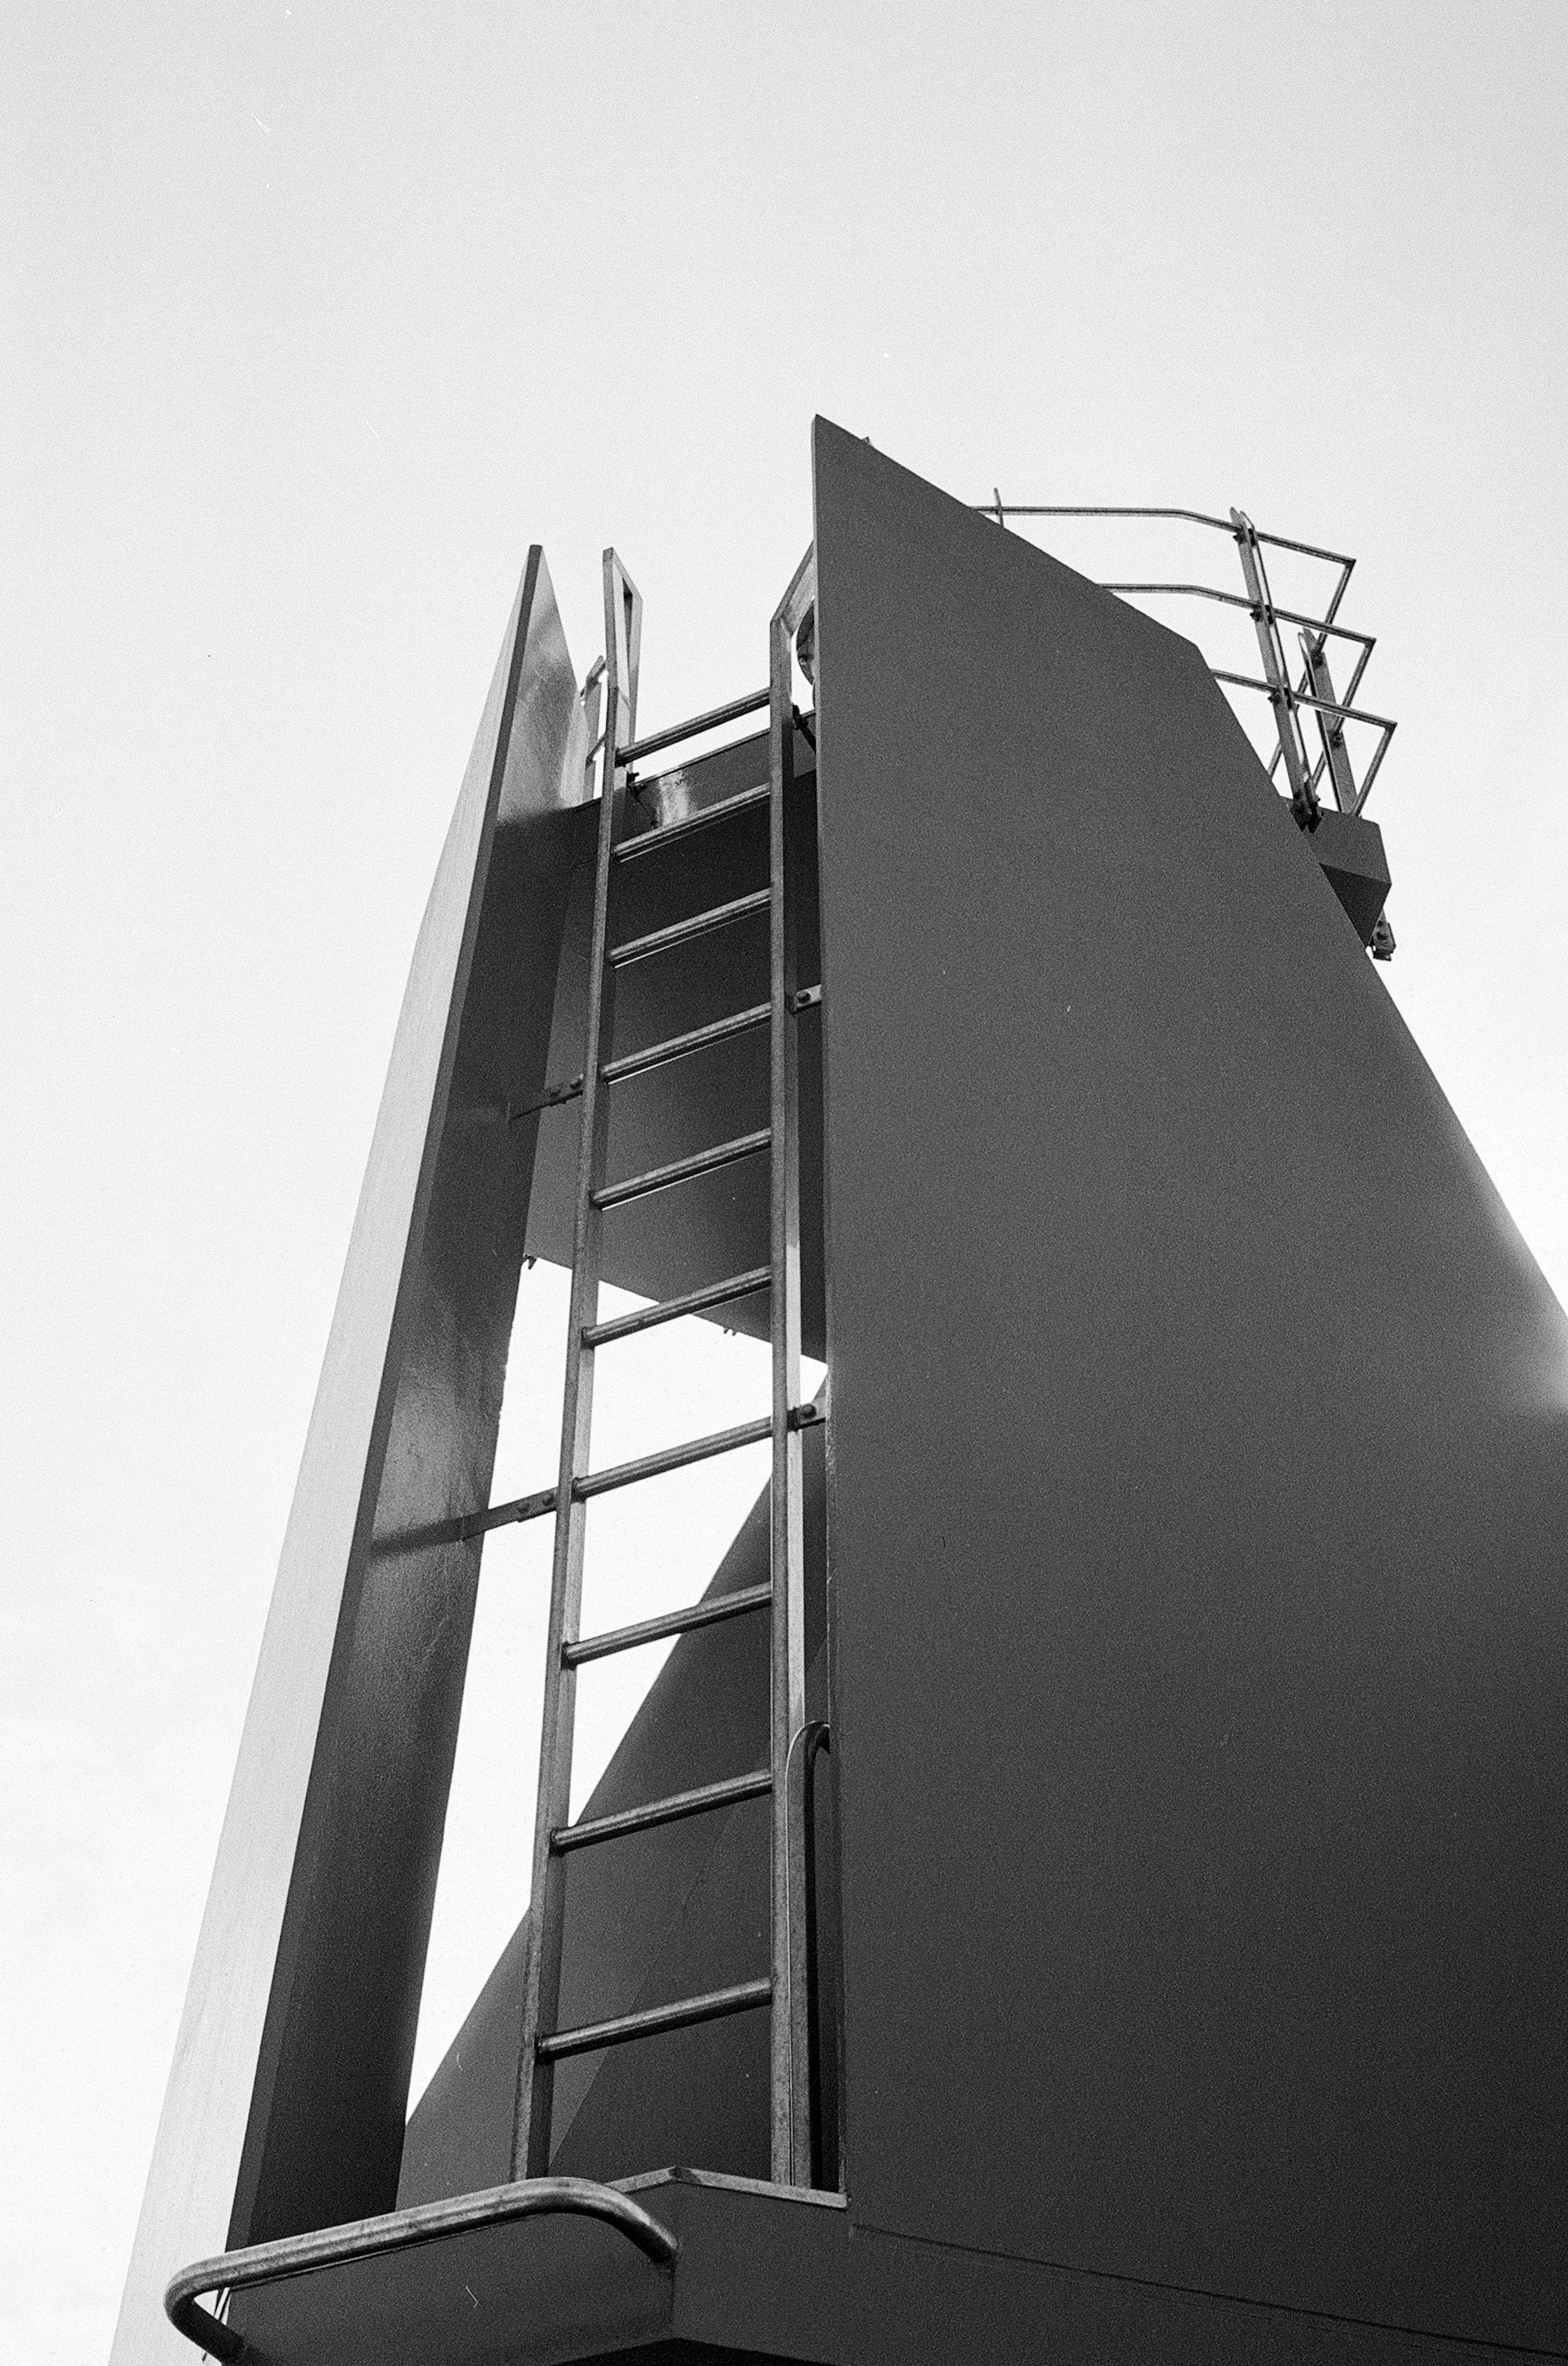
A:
[510, 544, 824, 2188]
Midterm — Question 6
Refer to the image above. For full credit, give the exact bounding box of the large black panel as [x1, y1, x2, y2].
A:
[812, 420, 1568, 2353]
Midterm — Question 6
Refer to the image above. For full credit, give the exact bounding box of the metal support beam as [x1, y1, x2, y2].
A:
[769, 545, 817, 2183]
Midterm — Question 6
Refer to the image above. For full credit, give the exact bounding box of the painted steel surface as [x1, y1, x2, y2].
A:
[111, 554, 583, 2364]
[169, 2163, 1561, 2366]
[811, 420, 1568, 2355]
[131, 430, 1568, 2366]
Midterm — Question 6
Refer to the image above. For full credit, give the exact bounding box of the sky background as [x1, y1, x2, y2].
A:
[3, 5, 1565, 2359]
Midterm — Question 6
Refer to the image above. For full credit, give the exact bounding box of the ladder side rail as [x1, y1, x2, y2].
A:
[769, 549, 816, 2183]
[512, 549, 643, 2180]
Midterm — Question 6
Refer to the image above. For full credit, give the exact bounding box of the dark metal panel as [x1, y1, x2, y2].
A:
[839, 2219, 1559, 2366]
[811, 420, 1568, 2354]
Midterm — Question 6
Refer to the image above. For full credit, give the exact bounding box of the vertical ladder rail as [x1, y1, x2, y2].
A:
[1231, 507, 1318, 825]
[512, 550, 643, 2180]
[769, 547, 817, 2181]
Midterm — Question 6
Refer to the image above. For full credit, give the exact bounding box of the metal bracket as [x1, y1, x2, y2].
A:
[508, 1075, 584, 1123]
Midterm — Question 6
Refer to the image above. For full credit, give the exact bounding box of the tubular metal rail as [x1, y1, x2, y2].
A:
[978, 500, 1397, 830]
[508, 542, 826, 2190]
[164, 2176, 677, 2359]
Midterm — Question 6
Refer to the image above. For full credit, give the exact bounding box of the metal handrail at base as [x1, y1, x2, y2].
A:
[164, 2174, 678, 2360]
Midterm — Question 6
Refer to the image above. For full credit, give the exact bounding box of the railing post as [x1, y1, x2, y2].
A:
[1231, 508, 1318, 825]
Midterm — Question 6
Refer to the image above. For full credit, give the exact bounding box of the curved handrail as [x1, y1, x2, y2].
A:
[164, 2174, 678, 2360]
[973, 498, 1396, 821]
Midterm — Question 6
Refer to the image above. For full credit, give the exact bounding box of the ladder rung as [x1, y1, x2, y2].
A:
[565, 1580, 772, 1668]
[583, 1266, 771, 1349]
[619, 687, 769, 770]
[608, 888, 769, 969]
[536, 1976, 772, 2062]
[575, 1414, 771, 1500]
[602, 1002, 769, 1086]
[593, 1128, 770, 1211]
[463, 1403, 820, 1535]
[614, 783, 770, 866]
[552, 1766, 770, 1855]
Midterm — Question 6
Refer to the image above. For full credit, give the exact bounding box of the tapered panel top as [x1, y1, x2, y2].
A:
[112, 553, 581, 2364]
[811, 418, 1568, 2354]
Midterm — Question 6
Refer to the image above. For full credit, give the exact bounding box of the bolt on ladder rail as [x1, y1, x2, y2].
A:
[510, 543, 824, 2189]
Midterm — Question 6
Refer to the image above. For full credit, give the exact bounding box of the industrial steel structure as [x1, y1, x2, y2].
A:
[113, 423, 1568, 2366]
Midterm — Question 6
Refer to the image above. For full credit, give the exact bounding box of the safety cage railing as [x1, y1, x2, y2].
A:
[977, 500, 1397, 833]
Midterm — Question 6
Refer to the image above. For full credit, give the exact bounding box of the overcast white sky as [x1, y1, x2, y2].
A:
[4, 6, 1565, 2360]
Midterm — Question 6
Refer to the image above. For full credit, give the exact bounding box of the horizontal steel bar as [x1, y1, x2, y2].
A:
[456, 1409, 817, 1542]
[1252, 524, 1357, 566]
[537, 1977, 773, 2062]
[608, 887, 771, 969]
[1098, 582, 1373, 648]
[983, 501, 1236, 531]
[565, 1579, 773, 1667]
[552, 1766, 771, 1854]
[163, 2178, 677, 2359]
[593, 1126, 771, 1211]
[1208, 669, 1396, 730]
[459, 1483, 559, 1541]
[979, 502, 1354, 567]
[613, 783, 771, 865]
[583, 1265, 771, 1348]
[620, 687, 769, 768]
[601, 1002, 769, 1086]
[575, 1413, 772, 1499]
